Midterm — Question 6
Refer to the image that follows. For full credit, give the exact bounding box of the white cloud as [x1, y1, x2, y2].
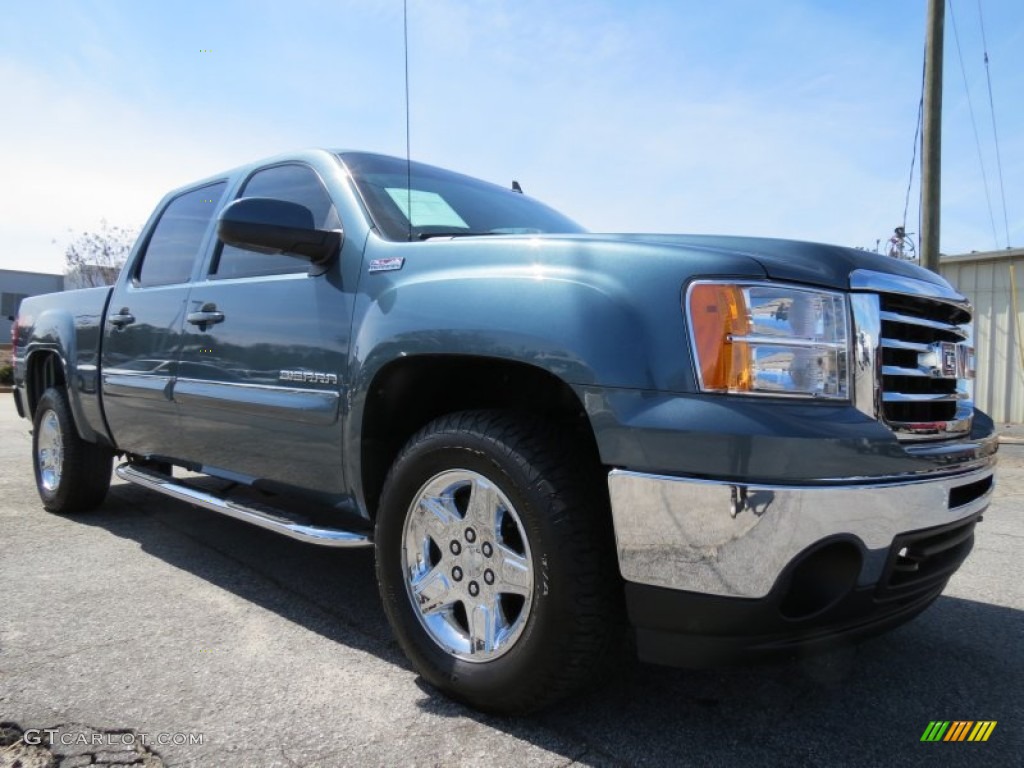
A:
[0, 57, 294, 273]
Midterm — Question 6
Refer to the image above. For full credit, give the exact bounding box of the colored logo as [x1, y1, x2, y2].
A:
[920, 721, 997, 742]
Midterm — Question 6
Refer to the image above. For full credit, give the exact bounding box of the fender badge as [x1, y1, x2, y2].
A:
[368, 257, 405, 273]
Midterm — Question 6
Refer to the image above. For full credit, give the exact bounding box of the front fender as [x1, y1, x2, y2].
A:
[348, 234, 767, 395]
[353, 266, 661, 392]
[342, 234, 768, 514]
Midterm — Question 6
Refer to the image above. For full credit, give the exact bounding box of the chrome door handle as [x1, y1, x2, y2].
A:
[108, 309, 135, 327]
[187, 304, 225, 326]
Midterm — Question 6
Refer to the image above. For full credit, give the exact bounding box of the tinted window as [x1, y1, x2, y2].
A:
[137, 183, 226, 288]
[212, 164, 340, 279]
[340, 152, 585, 242]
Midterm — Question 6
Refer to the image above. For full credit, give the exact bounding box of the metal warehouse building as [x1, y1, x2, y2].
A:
[941, 247, 1024, 424]
[1, 269, 64, 341]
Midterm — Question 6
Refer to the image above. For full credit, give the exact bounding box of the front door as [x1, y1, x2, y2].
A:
[173, 163, 352, 494]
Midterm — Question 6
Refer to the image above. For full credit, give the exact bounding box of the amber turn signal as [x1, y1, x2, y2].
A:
[687, 283, 752, 391]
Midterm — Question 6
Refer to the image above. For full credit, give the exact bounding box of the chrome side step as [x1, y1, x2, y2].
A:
[115, 463, 373, 548]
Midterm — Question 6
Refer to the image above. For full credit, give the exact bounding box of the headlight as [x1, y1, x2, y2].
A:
[686, 281, 849, 399]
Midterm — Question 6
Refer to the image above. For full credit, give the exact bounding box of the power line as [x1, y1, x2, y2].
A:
[903, 49, 925, 236]
[977, 0, 1012, 247]
[948, 0, 999, 249]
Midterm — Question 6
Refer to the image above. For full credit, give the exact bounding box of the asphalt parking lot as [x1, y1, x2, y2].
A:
[1, 403, 1021, 768]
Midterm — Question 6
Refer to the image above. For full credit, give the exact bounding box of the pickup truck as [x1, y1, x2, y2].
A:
[12, 149, 997, 714]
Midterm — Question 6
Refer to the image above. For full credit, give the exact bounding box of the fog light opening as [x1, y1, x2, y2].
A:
[779, 541, 862, 621]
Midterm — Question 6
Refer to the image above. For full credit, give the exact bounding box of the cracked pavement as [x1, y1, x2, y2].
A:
[1, 404, 1021, 767]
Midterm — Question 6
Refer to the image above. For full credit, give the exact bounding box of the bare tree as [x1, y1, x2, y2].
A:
[60, 220, 138, 289]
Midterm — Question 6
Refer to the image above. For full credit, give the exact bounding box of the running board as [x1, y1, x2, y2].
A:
[115, 463, 373, 548]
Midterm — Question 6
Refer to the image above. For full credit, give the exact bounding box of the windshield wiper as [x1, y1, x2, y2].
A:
[417, 231, 499, 240]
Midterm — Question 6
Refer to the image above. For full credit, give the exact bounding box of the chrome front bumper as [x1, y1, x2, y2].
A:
[607, 463, 995, 599]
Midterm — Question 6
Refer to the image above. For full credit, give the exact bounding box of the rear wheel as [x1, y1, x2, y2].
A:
[375, 410, 621, 714]
[33, 387, 113, 513]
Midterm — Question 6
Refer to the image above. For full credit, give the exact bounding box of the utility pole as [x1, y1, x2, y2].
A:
[921, 0, 945, 272]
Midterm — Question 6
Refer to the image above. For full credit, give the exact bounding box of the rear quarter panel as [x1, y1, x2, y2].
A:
[15, 286, 114, 443]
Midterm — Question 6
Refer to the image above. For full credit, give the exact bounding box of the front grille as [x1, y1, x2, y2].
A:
[877, 292, 973, 438]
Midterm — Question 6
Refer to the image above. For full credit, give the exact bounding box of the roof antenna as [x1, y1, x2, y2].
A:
[403, 0, 413, 241]
[512, 181, 523, 194]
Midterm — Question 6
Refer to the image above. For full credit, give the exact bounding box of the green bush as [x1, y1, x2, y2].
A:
[0, 363, 13, 386]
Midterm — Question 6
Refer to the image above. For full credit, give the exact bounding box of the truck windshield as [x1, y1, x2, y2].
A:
[339, 152, 586, 242]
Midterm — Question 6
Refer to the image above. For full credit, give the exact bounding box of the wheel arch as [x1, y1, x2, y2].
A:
[25, 348, 68, 417]
[24, 348, 101, 444]
[355, 355, 602, 521]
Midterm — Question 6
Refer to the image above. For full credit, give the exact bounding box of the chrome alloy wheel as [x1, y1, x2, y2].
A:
[37, 409, 64, 492]
[402, 469, 534, 662]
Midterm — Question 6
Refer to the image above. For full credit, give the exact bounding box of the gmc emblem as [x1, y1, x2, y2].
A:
[922, 341, 961, 380]
[941, 342, 958, 378]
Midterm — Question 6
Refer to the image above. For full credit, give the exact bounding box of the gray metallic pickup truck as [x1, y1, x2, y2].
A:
[13, 149, 997, 713]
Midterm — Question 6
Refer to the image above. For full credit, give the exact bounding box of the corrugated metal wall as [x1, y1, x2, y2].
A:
[940, 248, 1024, 424]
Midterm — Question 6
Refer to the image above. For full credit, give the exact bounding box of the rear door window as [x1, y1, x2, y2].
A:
[136, 183, 226, 288]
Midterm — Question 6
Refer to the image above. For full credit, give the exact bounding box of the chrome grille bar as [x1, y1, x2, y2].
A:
[881, 339, 930, 352]
[850, 269, 975, 442]
[878, 311, 968, 338]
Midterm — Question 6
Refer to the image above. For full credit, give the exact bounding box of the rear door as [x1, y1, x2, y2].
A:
[173, 163, 351, 494]
[101, 181, 227, 458]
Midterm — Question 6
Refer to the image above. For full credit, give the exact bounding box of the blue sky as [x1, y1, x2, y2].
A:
[2, 0, 1021, 274]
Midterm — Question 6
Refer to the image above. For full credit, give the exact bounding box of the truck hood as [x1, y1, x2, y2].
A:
[577, 233, 952, 293]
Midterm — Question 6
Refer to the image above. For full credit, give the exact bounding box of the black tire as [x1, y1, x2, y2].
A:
[375, 410, 621, 714]
[32, 387, 113, 513]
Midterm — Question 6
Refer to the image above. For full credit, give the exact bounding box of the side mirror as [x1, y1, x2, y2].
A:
[217, 197, 343, 266]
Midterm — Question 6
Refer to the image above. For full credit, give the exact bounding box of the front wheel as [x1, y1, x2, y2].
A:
[32, 387, 113, 513]
[375, 411, 621, 714]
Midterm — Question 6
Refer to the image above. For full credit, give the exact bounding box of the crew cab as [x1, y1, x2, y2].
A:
[12, 149, 997, 713]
